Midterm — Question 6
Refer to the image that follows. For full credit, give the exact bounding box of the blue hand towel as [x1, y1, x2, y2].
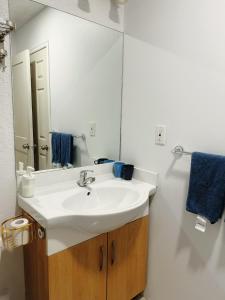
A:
[60, 133, 74, 167]
[51, 132, 61, 164]
[186, 152, 225, 224]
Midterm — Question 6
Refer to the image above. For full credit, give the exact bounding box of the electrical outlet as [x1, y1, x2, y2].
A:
[89, 122, 96, 137]
[155, 125, 166, 145]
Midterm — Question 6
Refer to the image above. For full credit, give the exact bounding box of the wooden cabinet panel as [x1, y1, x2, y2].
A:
[48, 234, 107, 300]
[23, 223, 49, 300]
[23, 215, 149, 300]
[107, 216, 149, 300]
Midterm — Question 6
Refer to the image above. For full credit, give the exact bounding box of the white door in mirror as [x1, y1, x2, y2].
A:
[30, 46, 50, 170]
[12, 50, 34, 168]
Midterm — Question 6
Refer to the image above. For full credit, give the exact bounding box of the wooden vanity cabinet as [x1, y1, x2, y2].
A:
[48, 233, 107, 300]
[107, 216, 149, 300]
[23, 222, 49, 300]
[23, 216, 149, 300]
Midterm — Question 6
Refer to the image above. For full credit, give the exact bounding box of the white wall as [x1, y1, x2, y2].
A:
[35, 0, 124, 32]
[122, 0, 225, 299]
[12, 7, 123, 166]
[0, 1, 25, 299]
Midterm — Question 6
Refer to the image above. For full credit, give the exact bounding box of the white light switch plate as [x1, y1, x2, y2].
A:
[89, 122, 96, 137]
[155, 125, 166, 145]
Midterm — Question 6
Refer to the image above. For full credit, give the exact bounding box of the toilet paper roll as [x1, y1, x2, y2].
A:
[10, 218, 29, 246]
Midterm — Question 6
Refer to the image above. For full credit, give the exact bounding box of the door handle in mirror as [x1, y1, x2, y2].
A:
[40, 145, 48, 151]
[22, 143, 30, 150]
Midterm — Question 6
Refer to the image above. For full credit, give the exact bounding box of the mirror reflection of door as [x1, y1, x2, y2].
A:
[12, 49, 34, 169]
[12, 47, 51, 171]
[30, 46, 51, 170]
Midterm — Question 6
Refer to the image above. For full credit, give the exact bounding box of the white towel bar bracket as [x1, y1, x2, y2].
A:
[172, 145, 192, 156]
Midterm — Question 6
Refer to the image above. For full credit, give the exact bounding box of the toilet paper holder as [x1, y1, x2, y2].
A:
[0, 215, 35, 250]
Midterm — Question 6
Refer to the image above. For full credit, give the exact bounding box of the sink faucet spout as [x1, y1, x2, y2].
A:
[77, 170, 95, 187]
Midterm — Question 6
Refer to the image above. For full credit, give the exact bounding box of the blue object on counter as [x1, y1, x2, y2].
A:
[121, 164, 134, 180]
[94, 158, 115, 165]
[186, 152, 225, 224]
[51, 132, 61, 164]
[113, 162, 125, 178]
[103, 159, 115, 164]
[94, 158, 108, 164]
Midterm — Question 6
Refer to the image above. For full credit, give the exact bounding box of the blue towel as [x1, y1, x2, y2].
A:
[60, 133, 74, 167]
[51, 132, 61, 164]
[186, 152, 225, 224]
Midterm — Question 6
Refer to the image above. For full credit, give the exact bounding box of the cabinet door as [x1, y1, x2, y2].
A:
[23, 223, 49, 300]
[48, 234, 107, 300]
[107, 216, 149, 300]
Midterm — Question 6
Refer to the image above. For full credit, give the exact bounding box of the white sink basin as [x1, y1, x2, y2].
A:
[18, 178, 156, 234]
[63, 187, 139, 213]
[62, 186, 142, 233]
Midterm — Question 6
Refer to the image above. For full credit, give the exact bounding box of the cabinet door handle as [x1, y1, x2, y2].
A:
[99, 245, 104, 271]
[111, 240, 116, 265]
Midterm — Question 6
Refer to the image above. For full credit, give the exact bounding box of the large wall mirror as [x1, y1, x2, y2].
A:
[9, 0, 123, 172]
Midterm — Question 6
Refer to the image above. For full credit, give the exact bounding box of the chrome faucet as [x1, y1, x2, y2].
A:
[77, 170, 95, 187]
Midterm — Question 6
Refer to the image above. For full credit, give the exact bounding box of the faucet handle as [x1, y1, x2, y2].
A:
[80, 169, 94, 177]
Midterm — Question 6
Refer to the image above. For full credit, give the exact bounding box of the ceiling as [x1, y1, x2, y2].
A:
[9, 0, 45, 29]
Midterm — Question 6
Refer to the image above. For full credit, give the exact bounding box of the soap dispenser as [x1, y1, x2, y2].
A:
[16, 161, 26, 193]
[21, 166, 35, 198]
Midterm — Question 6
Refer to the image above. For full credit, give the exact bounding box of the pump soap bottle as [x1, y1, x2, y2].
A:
[21, 167, 35, 198]
[16, 162, 26, 193]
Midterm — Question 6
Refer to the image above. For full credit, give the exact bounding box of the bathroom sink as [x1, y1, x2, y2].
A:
[63, 186, 139, 213]
[18, 178, 156, 234]
[62, 186, 142, 233]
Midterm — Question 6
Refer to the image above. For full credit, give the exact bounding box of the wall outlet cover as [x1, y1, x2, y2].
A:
[89, 122, 96, 137]
[155, 125, 166, 145]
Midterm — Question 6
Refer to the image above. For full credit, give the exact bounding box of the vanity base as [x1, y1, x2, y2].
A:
[24, 216, 149, 300]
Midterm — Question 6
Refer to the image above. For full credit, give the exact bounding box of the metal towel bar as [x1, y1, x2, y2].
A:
[172, 145, 192, 155]
[49, 131, 85, 140]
